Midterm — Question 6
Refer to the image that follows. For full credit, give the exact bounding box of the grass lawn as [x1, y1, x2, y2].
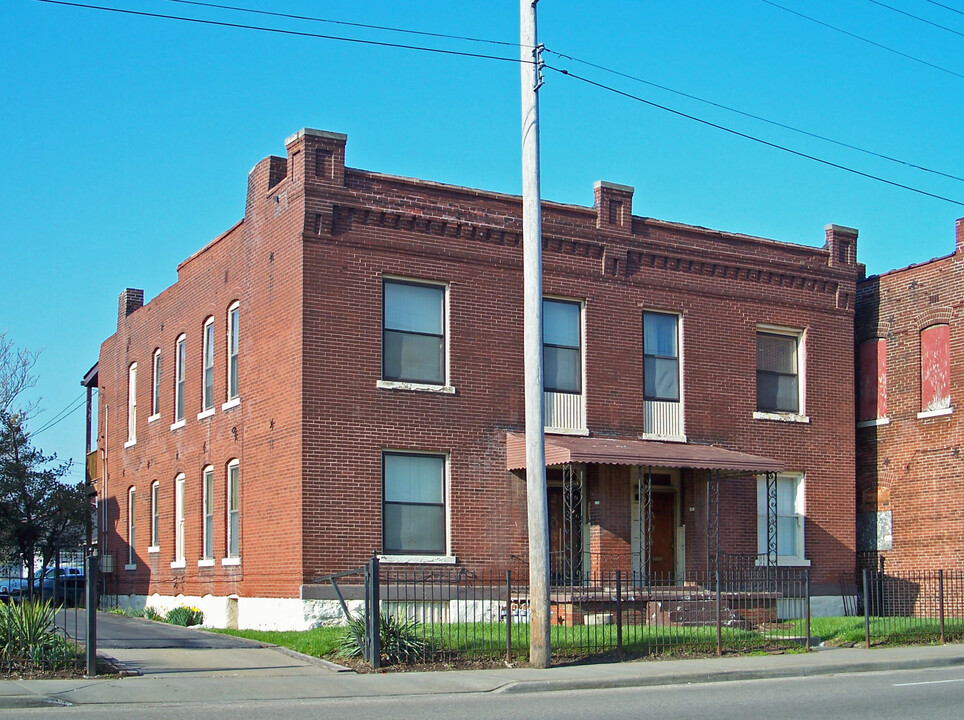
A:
[207, 627, 346, 657]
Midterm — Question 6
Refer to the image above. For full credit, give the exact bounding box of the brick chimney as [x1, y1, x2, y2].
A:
[824, 224, 858, 268]
[956, 217, 964, 255]
[286, 128, 347, 189]
[594, 181, 633, 235]
[118, 288, 143, 327]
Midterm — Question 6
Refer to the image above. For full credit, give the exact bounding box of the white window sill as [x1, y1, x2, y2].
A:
[755, 557, 811, 567]
[124, 439, 136, 449]
[222, 397, 241, 411]
[753, 411, 810, 424]
[545, 426, 590, 437]
[148, 413, 161, 424]
[221, 557, 241, 566]
[377, 379, 456, 395]
[148, 546, 160, 554]
[640, 433, 687, 443]
[124, 563, 137, 571]
[170, 419, 186, 431]
[378, 554, 457, 565]
[918, 407, 953, 419]
[197, 407, 216, 421]
[857, 417, 891, 428]
[170, 560, 186, 570]
[198, 558, 215, 568]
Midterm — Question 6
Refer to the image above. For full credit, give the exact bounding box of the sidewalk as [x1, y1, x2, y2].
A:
[1, 642, 963, 709]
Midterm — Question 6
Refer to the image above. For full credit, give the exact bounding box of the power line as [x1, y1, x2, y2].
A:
[163, 0, 521, 48]
[547, 65, 964, 208]
[923, 0, 964, 19]
[867, 0, 964, 38]
[759, 0, 964, 80]
[546, 49, 964, 184]
[31, 391, 87, 437]
[32, 1, 526, 65]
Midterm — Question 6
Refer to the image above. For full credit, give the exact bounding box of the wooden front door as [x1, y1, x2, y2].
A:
[650, 492, 675, 577]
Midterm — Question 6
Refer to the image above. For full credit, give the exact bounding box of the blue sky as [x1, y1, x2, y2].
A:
[2, 0, 963, 476]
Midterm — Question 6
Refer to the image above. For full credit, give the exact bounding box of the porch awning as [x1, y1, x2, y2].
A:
[505, 433, 784, 473]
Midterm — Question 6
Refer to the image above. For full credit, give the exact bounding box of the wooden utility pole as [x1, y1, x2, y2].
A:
[520, 0, 550, 669]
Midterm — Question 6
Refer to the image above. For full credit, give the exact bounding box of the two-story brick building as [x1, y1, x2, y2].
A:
[92, 128, 861, 629]
[856, 219, 964, 571]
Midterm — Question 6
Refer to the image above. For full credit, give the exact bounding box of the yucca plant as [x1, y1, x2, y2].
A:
[336, 612, 429, 665]
[0, 600, 77, 670]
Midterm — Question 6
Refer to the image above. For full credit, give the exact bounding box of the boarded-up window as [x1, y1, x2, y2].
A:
[858, 339, 887, 421]
[921, 324, 950, 412]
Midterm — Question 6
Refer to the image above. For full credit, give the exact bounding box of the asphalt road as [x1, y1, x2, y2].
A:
[57, 610, 256, 649]
[12, 665, 964, 719]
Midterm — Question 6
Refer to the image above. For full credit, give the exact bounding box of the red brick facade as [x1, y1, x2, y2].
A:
[95, 129, 860, 615]
[855, 218, 964, 571]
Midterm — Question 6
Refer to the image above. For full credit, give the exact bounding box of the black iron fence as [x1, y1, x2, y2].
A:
[860, 567, 964, 646]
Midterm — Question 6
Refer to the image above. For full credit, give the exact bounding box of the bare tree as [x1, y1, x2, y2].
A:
[0, 331, 41, 417]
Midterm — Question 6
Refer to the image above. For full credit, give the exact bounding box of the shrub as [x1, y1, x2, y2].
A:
[144, 606, 163, 622]
[165, 605, 204, 627]
[336, 612, 428, 665]
[0, 600, 79, 671]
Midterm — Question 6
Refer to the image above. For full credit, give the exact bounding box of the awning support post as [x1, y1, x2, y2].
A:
[706, 469, 720, 578]
[562, 463, 583, 585]
[766, 471, 778, 569]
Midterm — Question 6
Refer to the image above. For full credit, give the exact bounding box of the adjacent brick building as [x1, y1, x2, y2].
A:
[93, 128, 862, 629]
[856, 218, 964, 571]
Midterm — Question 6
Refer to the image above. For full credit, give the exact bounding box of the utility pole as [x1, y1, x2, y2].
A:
[520, 0, 550, 669]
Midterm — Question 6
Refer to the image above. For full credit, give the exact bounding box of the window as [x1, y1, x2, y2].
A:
[643, 312, 679, 402]
[920, 324, 951, 415]
[858, 338, 888, 423]
[226, 460, 240, 559]
[201, 317, 214, 413]
[757, 473, 805, 563]
[227, 302, 239, 402]
[150, 349, 161, 419]
[202, 466, 214, 560]
[127, 487, 136, 567]
[382, 279, 445, 385]
[543, 299, 582, 394]
[149, 481, 159, 551]
[126, 363, 137, 445]
[173, 335, 186, 425]
[383, 452, 446, 555]
[756, 330, 801, 414]
[173, 474, 185, 567]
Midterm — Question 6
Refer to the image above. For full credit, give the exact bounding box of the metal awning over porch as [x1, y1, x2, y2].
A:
[505, 432, 784, 473]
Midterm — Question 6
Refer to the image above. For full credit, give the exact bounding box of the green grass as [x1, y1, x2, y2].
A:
[208, 627, 346, 657]
[790, 616, 964, 646]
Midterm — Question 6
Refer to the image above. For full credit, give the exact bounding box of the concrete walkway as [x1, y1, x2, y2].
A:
[2, 634, 963, 709]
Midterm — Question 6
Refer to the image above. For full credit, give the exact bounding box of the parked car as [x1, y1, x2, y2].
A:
[1, 578, 29, 603]
[34, 573, 86, 607]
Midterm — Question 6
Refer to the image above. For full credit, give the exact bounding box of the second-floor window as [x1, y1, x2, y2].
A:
[227, 302, 239, 401]
[202, 317, 214, 412]
[126, 363, 137, 445]
[858, 338, 888, 423]
[920, 324, 951, 414]
[174, 335, 186, 423]
[643, 312, 679, 402]
[543, 299, 582, 394]
[151, 349, 161, 418]
[756, 330, 801, 414]
[382, 279, 445, 385]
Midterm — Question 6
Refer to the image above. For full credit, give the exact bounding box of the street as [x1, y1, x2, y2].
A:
[11, 665, 964, 719]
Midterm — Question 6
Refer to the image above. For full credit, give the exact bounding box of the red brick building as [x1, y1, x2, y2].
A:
[93, 128, 861, 628]
[856, 219, 964, 571]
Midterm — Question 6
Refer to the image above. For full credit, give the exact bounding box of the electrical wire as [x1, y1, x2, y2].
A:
[923, 0, 964, 19]
[546, 48, 964, 184]
[547, 65, 964, 207]
[759, 0, 964, 80]
[163, 0, 521, 48]
[32, 0, 527, 65]
[867, 0, 964, 38]
[31, 392, 87, 437]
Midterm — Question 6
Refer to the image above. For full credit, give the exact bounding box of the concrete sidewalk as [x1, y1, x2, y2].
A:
[2, 642, 963, 709]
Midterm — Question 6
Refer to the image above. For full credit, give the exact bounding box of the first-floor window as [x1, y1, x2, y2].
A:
[127, 487, 136, 565]
[174, 474, 185, 563]
[202, 466, 214, 559]
[227, 460, 240, 558]
[383, 452, 446, 555]
[150, 481, 159, 548]
[757, 473, 805, 562]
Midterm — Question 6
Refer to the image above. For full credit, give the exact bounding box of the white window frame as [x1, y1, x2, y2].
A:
[201, 465, 214, 563]
[223, 459, 240, 563]
[199, 317, 215, 419]
[378, 277, 454, 394]
[171, 335, 186, 430]
[754, 325, 809, 424]
[756, 473, 809, 566]
[542, 296, 587, 434]
[149, 349, 161, 421]
[148, 480, 159, 553]
[125, 363, 137, 447]
[381, 450, 451, 559]
[223, 301, 240, 409]
[172, 474, 185, 569]
[642, 310, 685, 441]
[125, 486, 136, 570]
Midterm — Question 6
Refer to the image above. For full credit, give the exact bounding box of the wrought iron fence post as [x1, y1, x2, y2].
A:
[616, 570, 623, 661]
[805, 568, 811, 652]
[715, 568, 722, 657]
[85, 553, 98, 676]
[862, 568, 871, 649]
[505, 569, 512, 664]
[938, 568, 945, 644]
[371, 553, 381, 670]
